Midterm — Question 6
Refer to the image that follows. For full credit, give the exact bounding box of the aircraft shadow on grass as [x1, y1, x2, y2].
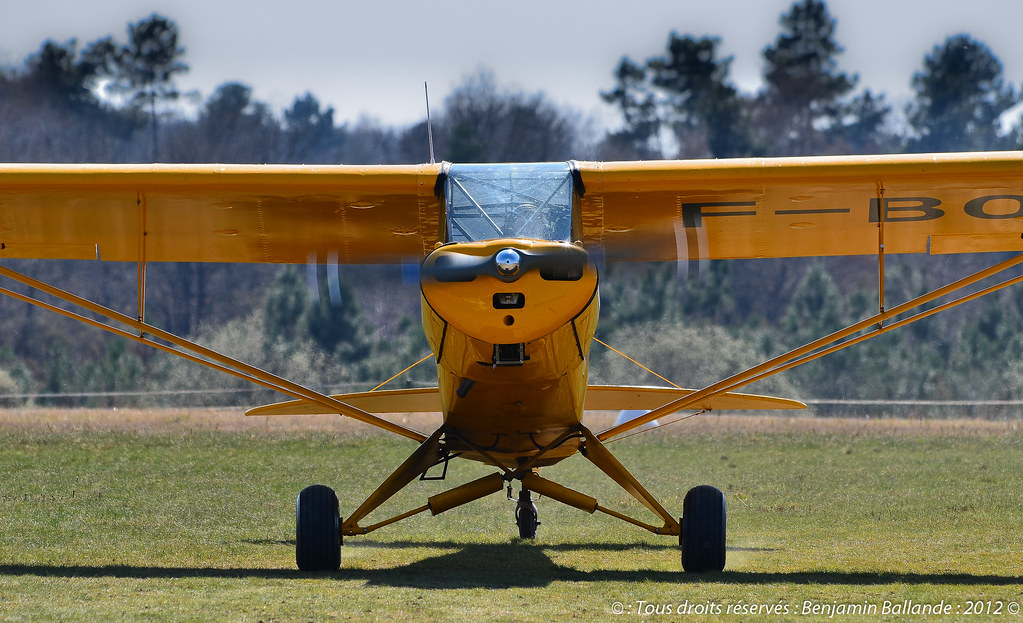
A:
[1, 541, 1020, 589]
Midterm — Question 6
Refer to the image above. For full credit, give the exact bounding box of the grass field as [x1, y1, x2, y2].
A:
[0, 408, 1021, 621]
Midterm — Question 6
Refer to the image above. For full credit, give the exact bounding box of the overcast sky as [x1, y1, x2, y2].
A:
[3, 0, 1022, 129]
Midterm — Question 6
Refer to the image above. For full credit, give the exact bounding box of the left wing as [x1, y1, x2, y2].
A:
[0, 163, 443, 263]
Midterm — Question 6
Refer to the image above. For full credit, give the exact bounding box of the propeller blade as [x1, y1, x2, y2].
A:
[327, 250, 342, 306]
[422, 253, 492, 282]
[401, 257, 421, 286]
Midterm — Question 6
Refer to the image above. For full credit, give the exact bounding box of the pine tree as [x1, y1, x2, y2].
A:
[648, 34, 754, 158]
[757, 0, 858, 155]
[600, 57, 662, 159]
[907, 34, 1018, 152]
[104, 14, 189, 161]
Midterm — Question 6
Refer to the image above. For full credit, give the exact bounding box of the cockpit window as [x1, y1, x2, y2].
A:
[444, 163, 574, 243]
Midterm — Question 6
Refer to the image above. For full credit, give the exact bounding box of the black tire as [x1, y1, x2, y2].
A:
[680, 484, 726, 572]
[296, 484, 341, 571]
[515, 490, 539, 539]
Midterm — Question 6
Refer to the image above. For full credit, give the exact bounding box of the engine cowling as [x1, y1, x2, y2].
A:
[420, 239, 597, 344]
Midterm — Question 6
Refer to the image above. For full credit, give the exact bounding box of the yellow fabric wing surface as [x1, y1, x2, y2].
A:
[3, 153, 1022, 264]
[0, 163, 444, 263]
[575, 151, 1023, 260]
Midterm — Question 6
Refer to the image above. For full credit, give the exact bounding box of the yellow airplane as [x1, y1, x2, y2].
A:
[2, 152, 1023, 573]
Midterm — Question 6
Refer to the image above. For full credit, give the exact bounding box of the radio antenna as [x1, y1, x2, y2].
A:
[425, 82, 436, 164]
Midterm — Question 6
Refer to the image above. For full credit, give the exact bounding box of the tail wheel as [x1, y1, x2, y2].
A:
[515, 489, 540, 539]
[680, 484, 726, 572]
[296, 484, 341, 571]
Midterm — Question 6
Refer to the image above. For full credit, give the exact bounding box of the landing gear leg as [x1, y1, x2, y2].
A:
[515, 488, 540, 539]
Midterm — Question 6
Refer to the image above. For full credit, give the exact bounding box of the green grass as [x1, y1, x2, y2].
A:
[1, 414, 1021, 621]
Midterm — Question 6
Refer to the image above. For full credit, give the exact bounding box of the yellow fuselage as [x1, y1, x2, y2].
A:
[420, 239, 599, 467]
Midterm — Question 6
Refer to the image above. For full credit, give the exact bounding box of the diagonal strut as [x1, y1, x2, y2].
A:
[598, 252, 1023, 441]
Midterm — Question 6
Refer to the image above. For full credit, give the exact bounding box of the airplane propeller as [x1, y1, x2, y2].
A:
[674, 215, 708, 282]
[421, 245, 588, 283]
[401, 257, 422, 286]
[306, 251, 345, 307]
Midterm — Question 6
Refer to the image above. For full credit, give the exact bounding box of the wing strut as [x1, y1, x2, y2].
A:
[136, 193, 147, 327]
[0, 264, 428, 442]
[598, 252, 1023, 441]
[876, 184, 886, 324]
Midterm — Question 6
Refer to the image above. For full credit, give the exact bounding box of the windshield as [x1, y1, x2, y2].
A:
[444, 163, 574, 243]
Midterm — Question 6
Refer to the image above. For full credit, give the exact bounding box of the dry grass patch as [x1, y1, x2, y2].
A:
[1, 407, 1018, 438]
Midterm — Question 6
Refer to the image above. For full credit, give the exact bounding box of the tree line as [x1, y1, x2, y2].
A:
[601, 2, 1019, 158]
[2, 1, 1023, 413]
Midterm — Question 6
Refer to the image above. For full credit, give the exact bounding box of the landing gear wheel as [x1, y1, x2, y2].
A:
[515, 489, 540, 539]
[680, 484, 726, 572]
[296, 484, 341, 571]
